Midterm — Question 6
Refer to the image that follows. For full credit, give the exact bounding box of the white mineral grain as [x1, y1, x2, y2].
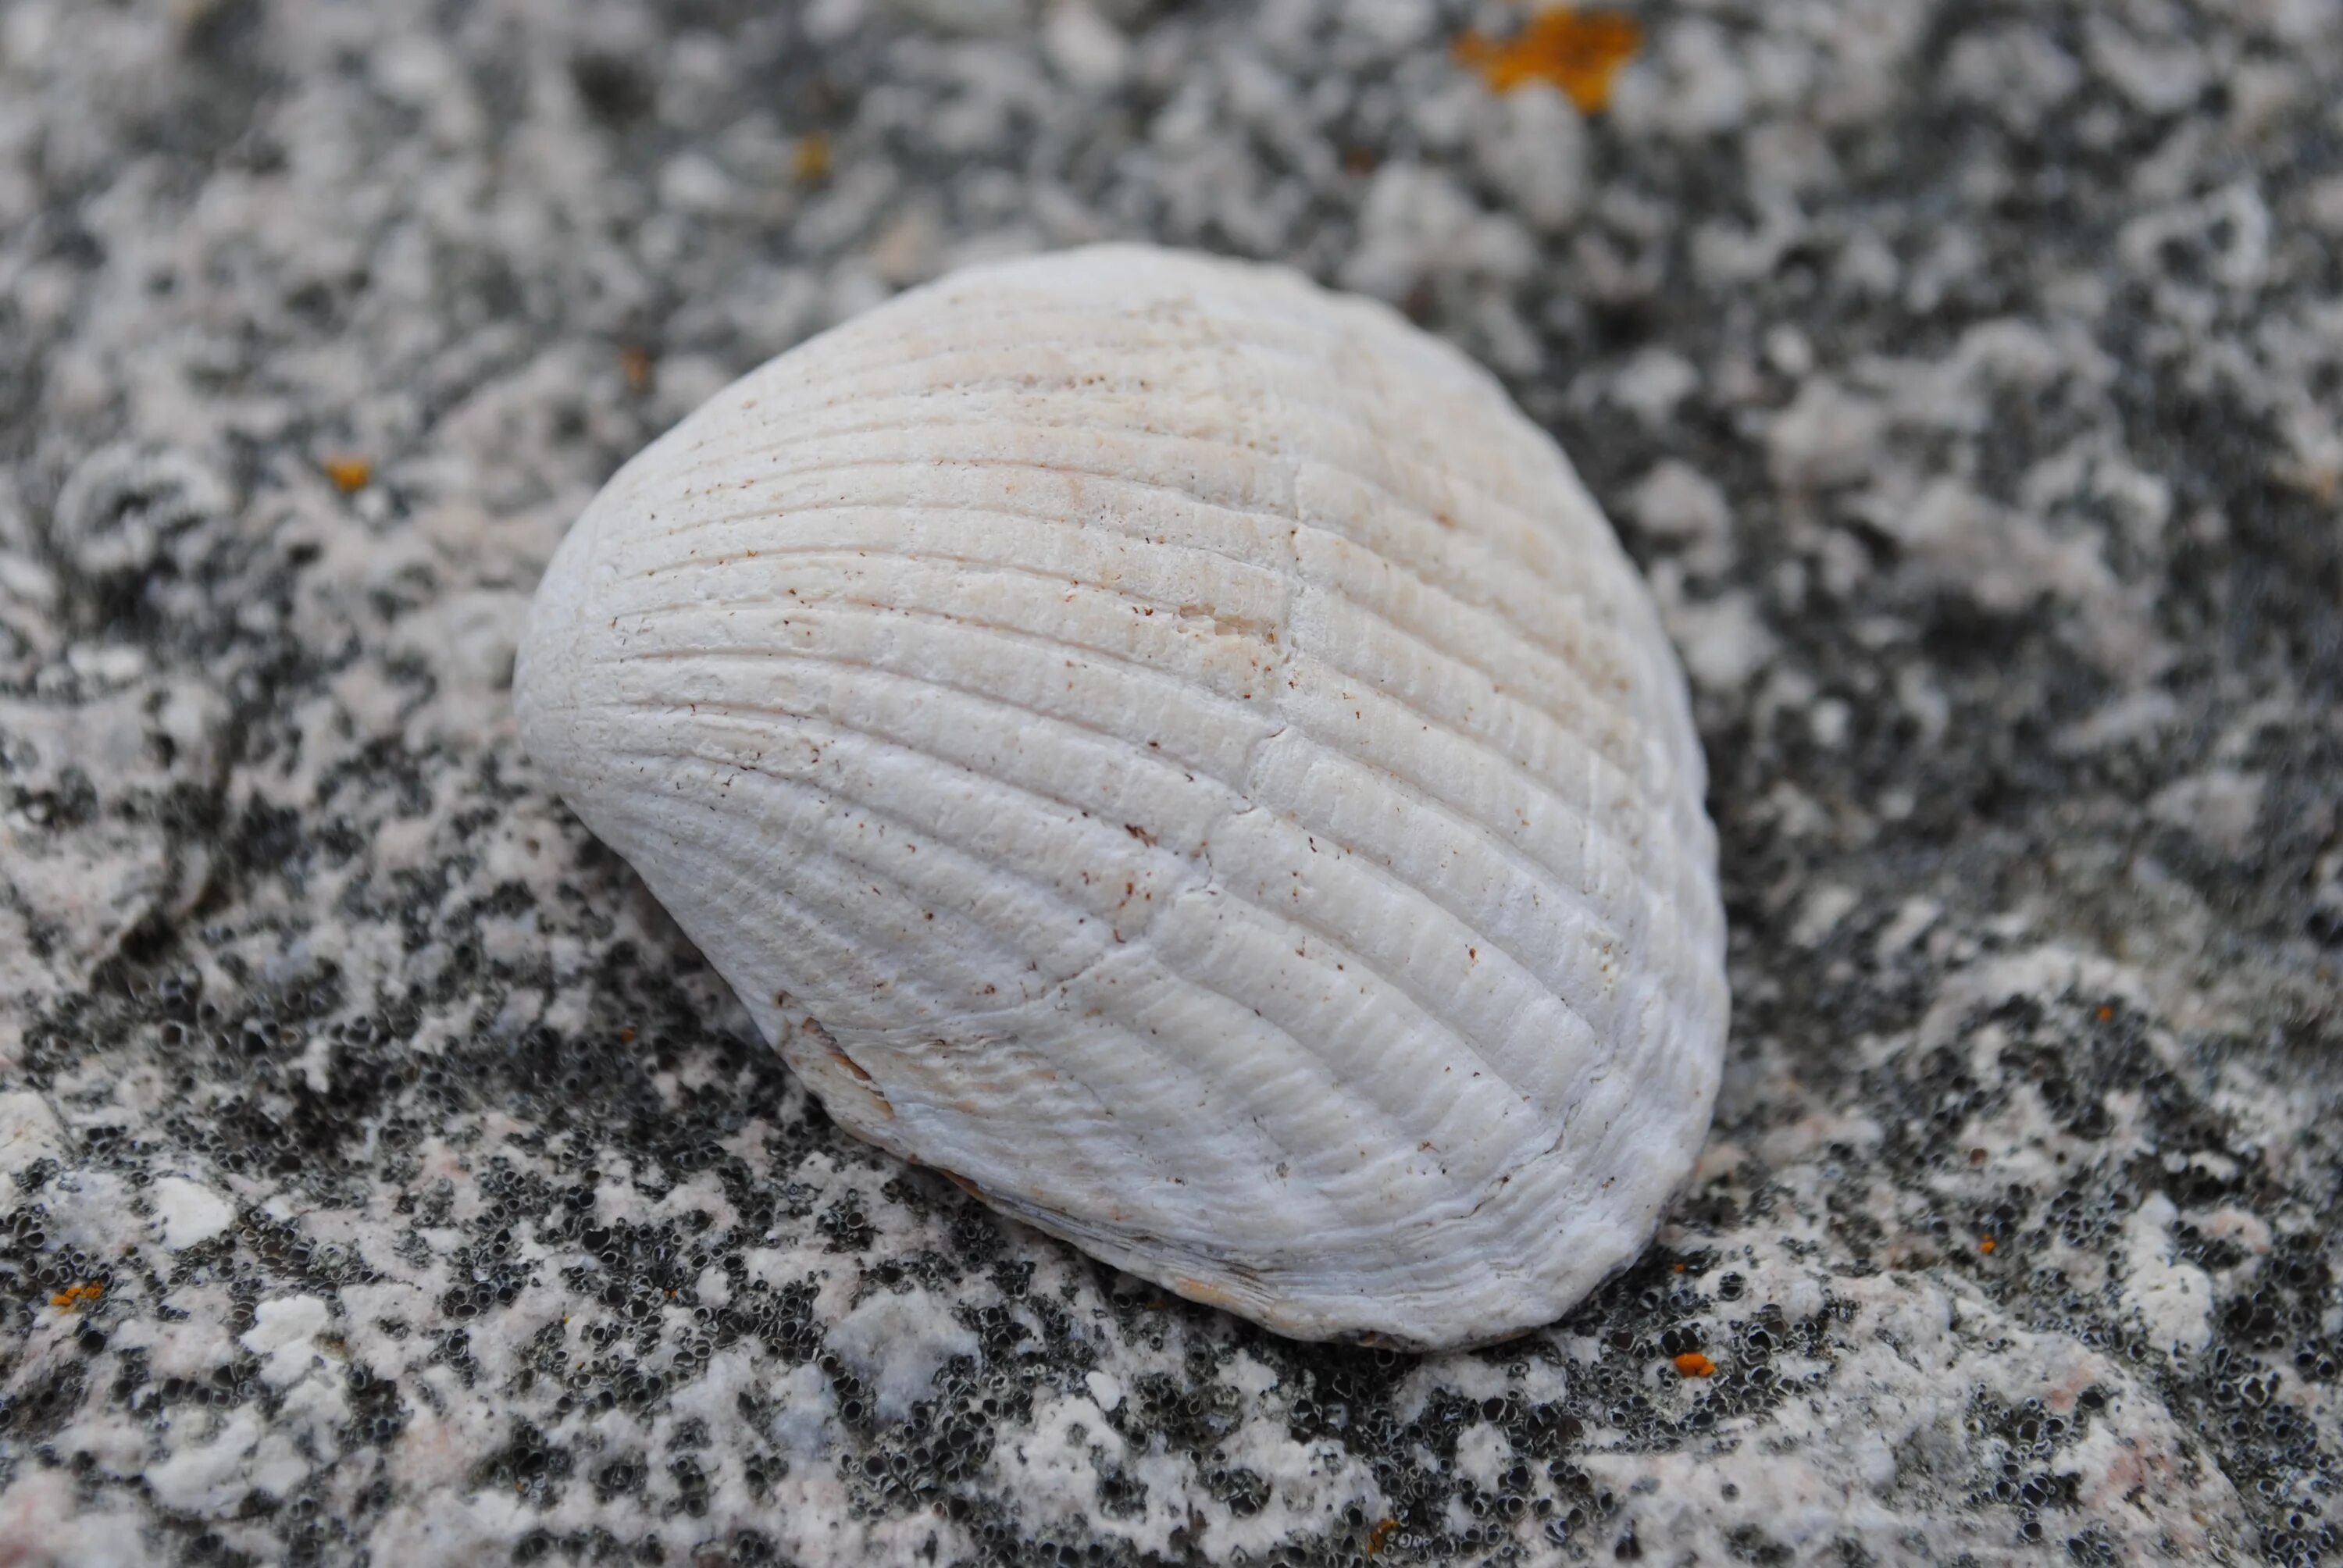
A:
[150, 1174, 235, 1251]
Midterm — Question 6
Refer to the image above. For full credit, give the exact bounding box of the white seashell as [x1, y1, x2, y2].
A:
[515, 244, 1728, 1349]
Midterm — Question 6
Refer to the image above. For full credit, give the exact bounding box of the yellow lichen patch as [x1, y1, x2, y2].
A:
[1455, 7, 1642, 113]
[1365, 1517, 1400, 1556]
[322, 455, 373, 494]
[793, 132, 833, 185]
[48, 1281, 105, 1311]
[1672, 1350, 1715, 1378]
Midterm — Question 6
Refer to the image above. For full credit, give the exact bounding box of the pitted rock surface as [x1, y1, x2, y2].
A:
[2, 1, 2338, 1564]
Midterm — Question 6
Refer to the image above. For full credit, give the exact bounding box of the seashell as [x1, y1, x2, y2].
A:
[515, 244, 1728, 1349]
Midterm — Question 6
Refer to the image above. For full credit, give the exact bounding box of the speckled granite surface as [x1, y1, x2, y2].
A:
[2, 0, 2340, 1563]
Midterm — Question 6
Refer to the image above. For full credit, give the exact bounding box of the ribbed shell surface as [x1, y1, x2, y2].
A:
[515, 244, 1728, 1349]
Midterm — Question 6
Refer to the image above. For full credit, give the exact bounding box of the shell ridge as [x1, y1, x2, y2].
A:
[591, 651, 1254, 836]
[997, 964, 1365, 1226]
[1197, 800, 1587, 1166]
[863, 517, 1607, 1233]
[1136, 898, 1553, 1245]
[626, 461, 1292, 588]
[588, 712, 1215, 968]
[1241, 393, 1678, 766]
[610, 543, 1277, 638]
[1110, 387, 1563, 1221]
[1204, 322, 1582, 1211]
[600, 551, 1705, 946]
[579, 753, 1088, 1002]
[682, 359, 1302, 459]
[1218, 342, 1599, 1167]
[586, 728, 1459, 1236]
[597, 601, 1696, 1135]
[1290, 534, 1657, 795]
[713, 251, 1664, 723]
[611, 494, 1286, 618]
[1484, 991, 1724, 1292]
[582, 761, 1303, 1226]
[616, 504, 1657, 804]
[585, 729, 1126, 973]
[604, 589, 1282, 732]
[1242, 721, 1703, 1053]
[583, 789, 1020, 1049]
[1283, 501, 1652, 749]
[605, 720, 1557, 1233]
[987, 943, 1419, 1246]
[1236, 744, 1632, 1100]
[619, 488, 1660, 827]
[1226, 341, 1646, 605]
[876, 1023, 1206, 1236]
[1227, 255, 1729, 1260]
[717, 349, 1265, 431]
[1232, 321, 1582, 1192]
[662, 406, 1650, 710]
[1294, 588, 1712, 946]
[614, 490, 1659, 829]
[1207, 822, 1605, 1121]
[694, 424, 1289, 515]
[607, 584, 1279, 732]
[1161, 273, 1657, 604]
[1287, 492, 1644, 733]
[1150, 315, 1641, 583]
[627, 445, 1649, 739]
[1285, 637, 1712, 967]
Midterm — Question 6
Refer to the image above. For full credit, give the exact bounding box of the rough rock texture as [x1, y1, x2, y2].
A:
[0, 0, 2337, 1564]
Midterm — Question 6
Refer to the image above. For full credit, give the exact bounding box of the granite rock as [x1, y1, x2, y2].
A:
[2, 0, 2339, 1563]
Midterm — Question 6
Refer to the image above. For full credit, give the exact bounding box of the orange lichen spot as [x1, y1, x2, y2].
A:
[619, 1027, 637, 1043]
[2096, 1005, 2114, 1022]
[1672, 1261, 1686, 1273]
[48, 1281, 105, 1311]
[1455, 7, 1642, 113]
[1365, 1517, 1400, 1556]
[620, 345, 654, 394]
[1673, 1351, 1715, 1378]
[1979, 1235, 1997, 1254]
[793, 132, 833, 185]
[321, 455, 373, 494]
